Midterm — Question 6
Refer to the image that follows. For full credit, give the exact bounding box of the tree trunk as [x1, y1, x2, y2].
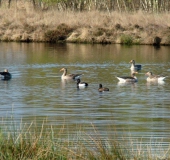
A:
[8, 0, 12, 8]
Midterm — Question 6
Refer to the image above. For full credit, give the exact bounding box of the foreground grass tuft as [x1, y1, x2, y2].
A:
[0, 119, 170, 160]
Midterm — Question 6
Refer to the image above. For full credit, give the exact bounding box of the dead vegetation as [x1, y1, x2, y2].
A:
[0, 119, 169, 160]
[0, 1, 170, 45]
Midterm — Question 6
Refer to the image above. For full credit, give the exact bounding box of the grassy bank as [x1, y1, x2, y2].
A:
[0, 119, 169, 160]
[0, 1, 170, 45]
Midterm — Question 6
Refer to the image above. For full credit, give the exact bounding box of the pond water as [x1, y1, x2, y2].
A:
[0, 42, 170, 151]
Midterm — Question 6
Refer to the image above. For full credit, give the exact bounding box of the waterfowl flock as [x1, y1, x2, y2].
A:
[0, 59, 167, 91]
[58, 59, 167, 92]
[117, 60, 167, 84]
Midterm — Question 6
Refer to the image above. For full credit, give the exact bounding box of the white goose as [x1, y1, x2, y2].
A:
[116, 72, 138, 83]
[145, 71, 166, 82]
[60, 68, 82, 80]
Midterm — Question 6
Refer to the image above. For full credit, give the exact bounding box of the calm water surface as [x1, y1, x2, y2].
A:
[0, 42, 170, 150]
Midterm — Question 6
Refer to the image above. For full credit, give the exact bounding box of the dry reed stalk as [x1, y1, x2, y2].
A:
[0, 117, 170, 159]
[0, 5, 169, 44]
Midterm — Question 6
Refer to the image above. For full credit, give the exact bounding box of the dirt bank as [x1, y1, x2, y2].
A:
[66, 24, 169, 46]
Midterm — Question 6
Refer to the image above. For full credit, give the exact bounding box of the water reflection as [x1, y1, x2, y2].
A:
[146, 81, 165, 86]
[60, 79, 75, 89]
[117, 81, 137, 87]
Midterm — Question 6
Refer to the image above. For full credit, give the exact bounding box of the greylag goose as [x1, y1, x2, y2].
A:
[129, 60, 142, 71]
[60, 68, 82, 80]
[98, 84, 109, 92]
[145, 71, 166, 82]
[0, 69, 12, 80]
[116, 72, 138, 83]
[77, 79, 88, 88]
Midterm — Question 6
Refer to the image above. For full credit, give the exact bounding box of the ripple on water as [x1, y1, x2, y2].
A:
[0, 43, 170, 154]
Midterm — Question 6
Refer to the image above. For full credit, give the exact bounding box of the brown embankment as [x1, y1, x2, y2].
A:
[0, 6, 170, 45]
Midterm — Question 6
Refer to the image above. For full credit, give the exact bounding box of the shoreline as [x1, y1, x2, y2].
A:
[1, 22, 169, 46]
[1, 25, 168, 46]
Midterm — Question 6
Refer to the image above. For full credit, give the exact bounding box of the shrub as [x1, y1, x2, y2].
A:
[115, 24, 125, 31]
[93, 28, 106, 36]
[120, 34, 133, 45]
[45, 23, 73, 42]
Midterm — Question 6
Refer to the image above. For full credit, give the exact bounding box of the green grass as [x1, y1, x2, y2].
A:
[120, 34, 133, 45]
[0, 119, 169, 160]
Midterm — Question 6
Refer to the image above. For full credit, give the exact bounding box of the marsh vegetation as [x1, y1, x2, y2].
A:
[0, 0, 170, 45]
[0, 119, 169, 160]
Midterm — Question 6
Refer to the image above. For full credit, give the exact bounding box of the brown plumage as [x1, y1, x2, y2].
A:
[98, 84, 109, 92]
[60, 68, 82, 80]
[145, 71, 166, 82]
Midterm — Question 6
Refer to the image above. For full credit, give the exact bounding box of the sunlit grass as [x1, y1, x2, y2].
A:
[0, 1, 170, 44]
[0, 118, 169, 160]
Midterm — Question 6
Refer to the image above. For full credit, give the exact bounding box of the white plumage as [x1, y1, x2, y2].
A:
[145, 71, 166, 82]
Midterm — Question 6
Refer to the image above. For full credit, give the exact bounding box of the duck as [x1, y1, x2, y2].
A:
[116, 72, 138, 83]
[60, 68, 82, 80]
[145, 71, 166, 82]
[77, 79, 88, 88]
[129, 60, 142, 71]
[0, 69, 12, 80]
[98, 84, 109, 92]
